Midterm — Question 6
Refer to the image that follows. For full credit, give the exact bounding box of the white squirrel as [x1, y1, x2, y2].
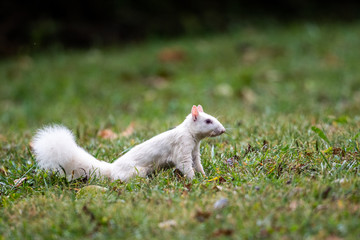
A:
[32, 105, 226, 181]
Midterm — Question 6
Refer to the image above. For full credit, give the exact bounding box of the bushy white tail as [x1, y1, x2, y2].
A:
[32, 125, 112, 180]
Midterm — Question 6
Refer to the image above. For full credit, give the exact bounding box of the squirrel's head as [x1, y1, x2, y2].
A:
[187, 105, 226, 139]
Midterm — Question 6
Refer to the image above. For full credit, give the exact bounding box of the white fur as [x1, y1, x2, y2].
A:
[32, 107, 225, 181]
[32, 125, 112, 180]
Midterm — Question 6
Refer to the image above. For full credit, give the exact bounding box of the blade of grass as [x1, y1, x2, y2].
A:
[311, 126, 330, 146]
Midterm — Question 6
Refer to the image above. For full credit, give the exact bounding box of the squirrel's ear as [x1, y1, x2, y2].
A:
[197, 105, 204, 112]
[192, 105, 199, 121]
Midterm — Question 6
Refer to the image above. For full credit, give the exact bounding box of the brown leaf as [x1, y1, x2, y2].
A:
[217, 176, 226, 184]
[184, 183, 192, 191]
[158, 47, 186, 63]
[212, 229, 234, 237]
[120, 122, 135, 137]
[14, 177, 27, 187]
[212, 185, 223, 191]
[305, 151, 314, 157]
[332, 148, 345, 157]
[194, 210, 211, 222]
[98, 129, 118, 140]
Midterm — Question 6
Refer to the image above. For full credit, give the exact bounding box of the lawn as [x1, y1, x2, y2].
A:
[0, 22, 360, 239]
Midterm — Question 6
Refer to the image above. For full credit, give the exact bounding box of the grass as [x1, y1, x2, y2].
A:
[1, 22, 360, 239]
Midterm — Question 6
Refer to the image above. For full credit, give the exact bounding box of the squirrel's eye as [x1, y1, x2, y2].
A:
[205, 119, 213, 124]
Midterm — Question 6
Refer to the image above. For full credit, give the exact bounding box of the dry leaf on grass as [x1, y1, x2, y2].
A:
[212, 228, 234, 237]
[14, 177, 27, 187]
[98, 129, 118, 140]
[158, 47, 186, 62]
[194, 210, 211, 222]
[120, 122, 135, 137]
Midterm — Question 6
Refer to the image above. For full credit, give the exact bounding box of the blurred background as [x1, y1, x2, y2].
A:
[1, 0, 360, 131]
[1, 0, 360, 56]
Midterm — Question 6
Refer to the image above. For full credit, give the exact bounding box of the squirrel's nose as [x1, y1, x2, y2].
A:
[220, 128, 226, 134]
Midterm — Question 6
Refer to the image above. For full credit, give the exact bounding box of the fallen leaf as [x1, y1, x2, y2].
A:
[14, 177, 27, 187]
[120, 122, 135, 137]
[194, 210, 211, 222]
[212, 228, 234, 237]
[212, 185, 223, 191]
[98, 129, 118, 140]
[332, 147, 345, 157]
[158, 47, 186, 62]
[184, 183, 192, 191]
[217, 176, 227, 184]
[158, 219, 177, 229]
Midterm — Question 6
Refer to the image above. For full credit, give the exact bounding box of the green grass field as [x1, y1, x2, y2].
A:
[1, 23, 360, 239]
